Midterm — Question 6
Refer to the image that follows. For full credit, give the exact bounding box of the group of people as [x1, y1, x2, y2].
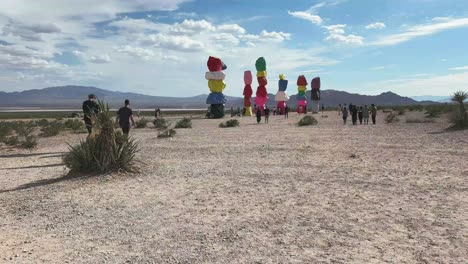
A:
[339, 103, 378, 125]
[82, 94, 136, 137]
[255, 106, 290, 124]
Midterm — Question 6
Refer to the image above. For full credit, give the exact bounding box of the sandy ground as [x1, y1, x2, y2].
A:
[0, 111, 467, 263]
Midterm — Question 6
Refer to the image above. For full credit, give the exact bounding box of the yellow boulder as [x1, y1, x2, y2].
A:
[256, 71, 267, 78]
[208, 80, 226, 93]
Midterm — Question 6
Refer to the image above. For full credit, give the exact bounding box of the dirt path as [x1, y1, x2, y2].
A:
[1, 112, 467, 263]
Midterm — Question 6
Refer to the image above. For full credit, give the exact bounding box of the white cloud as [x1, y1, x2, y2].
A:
[108, 18, 161, 32]
[324, 24, 346, 34]
[368, 72, 468, 96]
[372, 17, 468, 46]
[325, 33, 364, 45]
[432, 17, 452, 22]
[365, 22, 386, 29]
[288, 11, 322, 25]
[369, 66, 386, 70]
[449, 66, 468, 71]
[170, 19, 215, 35]
[114, 45, 156, 60]
[140, 34, 205, 52]
[217, 24, 246, 35]
[240, 31, 291, 42]
[89, 55, 111, 64]
[2, 19, 61, 41]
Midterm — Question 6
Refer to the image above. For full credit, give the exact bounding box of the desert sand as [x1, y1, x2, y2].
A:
[0, 111, 467, 263]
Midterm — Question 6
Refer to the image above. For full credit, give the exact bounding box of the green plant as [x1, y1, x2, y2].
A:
[157, 129, 177, 138]
[385, 112, 399, 123]
[64, 119, 86, 133]
[40, 121, 65, 137]
[63, 100, 140, 174]
[4, 136, 19, 146]
[298, 115, 318, 126]
[36, 119, 50, 127]
[153, 118, 169, 130]
[0, 122, 13, 142]
[175, 117, 192, 129]
[449, 91, 468, 129]
[21, 135, 38, 149]
[219, 119, 240, 128]
[135, 118, 149, 129]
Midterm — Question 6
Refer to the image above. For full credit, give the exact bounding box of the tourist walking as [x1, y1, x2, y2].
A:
[264, 107, 270, 124]
[285, 106, 289, 119]
[363, 105, 370, 125]
[351, 105, 358, 125]
[370, 104, 378, 124]
[342, 107, 348, 124]
[338, 104, 342, 115]
[82, 94, 100, 136]
[358, 106, 363, 125]
[256, 107, 262, 124]
[116, 99, 136, 135]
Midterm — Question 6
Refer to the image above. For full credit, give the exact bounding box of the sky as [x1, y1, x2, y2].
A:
[1, 0, 468, 98]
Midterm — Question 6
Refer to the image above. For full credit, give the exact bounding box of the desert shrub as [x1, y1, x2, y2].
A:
[424, 105, 449, 118]
[63, 100, 140, 174]
[448, 91, 468, 130]
[153, 118, 169, 130]
[385, 112, 399, 123]
[64, 119, 86, 133]
[21, 135, 38, 149]
[406, 119, 436, 124]
[219, 119, 240, 128]
[135, 118, 149, 129]
[36, 119, 50, 127]
[157, 129, 177, 138]
[0, 122, 13, 142]
[175, 118, 192, 129]
[40, 121, 65, 137]
[4, 136, 19, 146]
[298, 115, 318, 126]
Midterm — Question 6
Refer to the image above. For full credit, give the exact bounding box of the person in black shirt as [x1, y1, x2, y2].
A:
[285, 106, 289, 119]
[116, 99, 135, 135]
[264, 107, 270, 124]
[82, 94, 100, 136]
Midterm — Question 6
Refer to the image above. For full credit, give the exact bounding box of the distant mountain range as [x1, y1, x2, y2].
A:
[0, 85, 439, 109]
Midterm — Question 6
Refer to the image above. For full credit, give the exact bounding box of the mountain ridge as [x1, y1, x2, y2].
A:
[0, 85, 437, 109]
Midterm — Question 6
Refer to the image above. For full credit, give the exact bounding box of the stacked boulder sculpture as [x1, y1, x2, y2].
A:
[206, 56, 227, 118]
[274, 74, 289, 115]
[254, 57, 268, 115]
[243, 71, 253, 116]
[296, 75, 308, 114]
[311, 77, 321, 113]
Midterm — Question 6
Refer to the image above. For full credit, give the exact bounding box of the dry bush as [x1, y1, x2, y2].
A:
[298, 115, 318, 126]
[219, 119, 240, 128]
[157, 129, 177, 138]
[175, 118, 192, 129]
[64, 101, 140, 174]
[135, 118, 149, 129]
[153, 118, 169, 130]
[385, 112, 399, 123]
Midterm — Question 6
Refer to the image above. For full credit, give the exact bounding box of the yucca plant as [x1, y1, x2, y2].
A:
[63, 100, 140, 174]
[449, 91, 468, 129]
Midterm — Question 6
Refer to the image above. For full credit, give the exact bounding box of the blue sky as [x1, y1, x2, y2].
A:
[1, 0, 468, 98]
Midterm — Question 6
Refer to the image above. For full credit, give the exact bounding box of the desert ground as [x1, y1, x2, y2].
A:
[0, 111, 467, 263]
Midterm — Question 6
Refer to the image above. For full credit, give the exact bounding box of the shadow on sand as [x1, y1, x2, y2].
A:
[0, 152, 66, 159]
[0, 172, 92, 194]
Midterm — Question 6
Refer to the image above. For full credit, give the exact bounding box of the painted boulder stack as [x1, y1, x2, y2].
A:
[274, 74, 289, 115]
[311, 77, 321, 113]
[206, 56, 227, 118]
[243, 70, 253, 116]
[296, 75, 308, 114]
[254, 57, 268, 115]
